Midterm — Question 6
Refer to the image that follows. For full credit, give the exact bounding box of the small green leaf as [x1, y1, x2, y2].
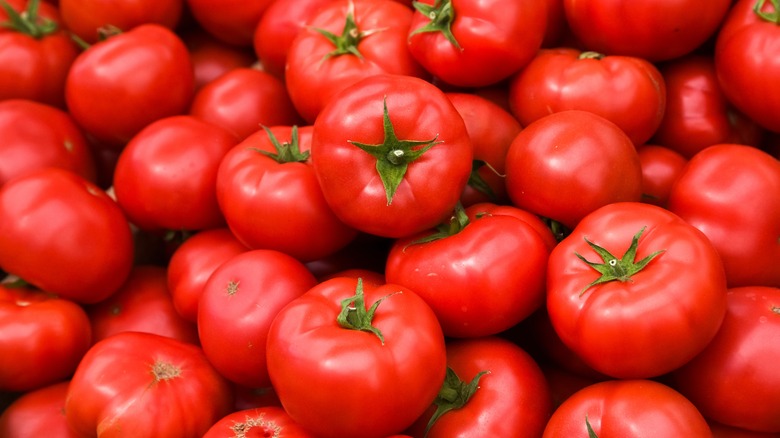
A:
[424, 367, 489, 436]
[754, 0, 780, 23]
[586, 415, 599, 438]
[251, 125, 309, 163]
[0, 0, 58, 38]
[337, 278, 401, 344]
[410, 0, 461, 50]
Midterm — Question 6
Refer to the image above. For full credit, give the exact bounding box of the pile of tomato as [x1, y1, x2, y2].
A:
[1, 0, 779, 436]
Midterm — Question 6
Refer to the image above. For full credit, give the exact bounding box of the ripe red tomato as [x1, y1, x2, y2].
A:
[547, 202, 728, 379]
[311, 74, 473, 238]
[0, 381, 76, 438]
[0, 168, 134, 303]
[266, 277, 447, 438]
[203, 406, 316, 438]
[543, 379, 712, 437]
[636, 144, 688, 208]
[185, 0, 274, 47]
[0, 285, 91, 392]
[65, 331, 233, 437]
[59, 0, 182, 44]
[181, 28, 257, 91]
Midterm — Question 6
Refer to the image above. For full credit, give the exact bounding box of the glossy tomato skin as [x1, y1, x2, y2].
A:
[216, 125, 359, 262]
[0, 381, 78, 438]
[542, 379, 712, 437]
[0, 285, 91, 393]
[112, 115, 238, 232]
[181, 28, 257, 91]
[65, 331, 233, 437]
[185, 0, 274, 46]
[547, 202, 728, 379]
[0, 99, 96, 187]
[59, 0, 183, 44]
[203, 406, 316, 438]
[505, 110, 643, 230]
[672, 286, 780, 434]
[563, 0, 731, 61]
[311, 74, 473, 238]
[667, 144, 780, 288]
[407, 0, 546, 88]
[508, 47, 666, 146]
[65, 24, 195, 148]
[0, 168, 134, 303]
[636, 144, 688, 208]
[266, 277, 447, 438]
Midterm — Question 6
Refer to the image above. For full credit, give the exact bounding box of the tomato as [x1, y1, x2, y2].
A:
[546, 202, 728, 379]
[189, 67, 301, 141]
[0, 381, 77, 438]
[508, 47, 666, 146]
[563, 0, 731, 61]
[542, 379, 712, 437]
[667, 144, 780, 288]
[59, 0, 182, 44]
[0, 284, 91, 392]
[406, 337, 552, 437]
[406, 0, 546, 87]
[86, 265, 199, 345]
[181, 28, 257, 91]
[166, 227, 249, 322]
[385, 202, 550, 338]
[65, 331, 232, 436]
[636, 144, 688, 208]
[652, 54, 764, 158]
[0, 168, 134, 304]
[216, 125, 359, 262]
[266, 277, 447, 438]
[185, 0, 274, 47]
[311, 74, 473, 238]
[710, 421, 780, 438]
[504, 110, 643, 231]
[285, 0, 427, 123]
[65, 23, 195, 148]
[203, 406, 316, 438]
[0, 0, 79, 108]
[0, 99, 96, 187]
[112, 115, 238, 232]
[715, 0, 780, 133]
[671, 286, 780, 434]
[198, 249, 317, 388]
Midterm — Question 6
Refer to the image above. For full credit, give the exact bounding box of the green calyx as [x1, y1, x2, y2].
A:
[251, 125, 310, 163]
[313, 0, 383, 62]
[349, 97, 441, 205]
[467, 160, 498, 202]
[408, 202, 469, 247]
[411, 0, 461, 50]
[586, 415, 599, 438]
[0, 0, 57, 39]
[575, 226, 665, 296]
[424, 367, 489, 436]
[579, 51, 606, 60]
[337, 278, 400, 345]
[754, 0, 780, 23]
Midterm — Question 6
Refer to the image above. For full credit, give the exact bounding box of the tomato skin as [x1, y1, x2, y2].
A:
[0, 285, 91, 393]
[407, 0, 546, 88]
[0, 381, 78, 438]
[542, 379, 712, 437]
[0, 168, 134, 304]
[667, 144, 780, 288]
[0, 99, 96, 187]
[547, 202, 728, 379]
[266, 277, 447, 438]
[182, 28, 257, 91]
[185, 0, 274, 47]
[203, 406, 316, 438]
[508, 47, 666, 146]
[59, 0, 183, 44]
[311, 74, 473, 238]
[505, 110, 643, 230]
[112, 115, 238, 232]
[65, 24, 195, 148]
[636, 144, 688, 208]
[65, 331, 233, 437]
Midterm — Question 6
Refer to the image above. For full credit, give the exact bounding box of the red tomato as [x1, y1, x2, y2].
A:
[216, 125, 359, 262]
[203, 406, 316, 438]
[65, 332, 233, 436]
[0, 285, 91, 392]
[311, 74, 473, 238]
[672, 286, 780, 434]
[547, 202, 728, 379]
[636, 144, 688, 207]
[0, 168, 134, 303]
[0, 99, 96, 186]
[185, 0, 274, 46]
[112, 115, 238, 232]
[86, 265, 199, 345]
[65, 24, 195, 148]
[407, 0, 546, 87]
[198, 249, 317, 388]
[667, 144, 780, 288]
[652, 54, 764, 158]
[542, 379, 712, 437]
[385, 203, 550, 338]
[0, 381, 77, 438]
[505, 110, 643, 231]
[563, 0, 731, 61]
[407, 337, 552, 437]
[710, 421, 780, 438]
[508, 48, 666, 146]
[181, 28, 257, 90]
[189, 67, 301, 140]
[59, 0, 182, 44]
[266, 277, 447, 438]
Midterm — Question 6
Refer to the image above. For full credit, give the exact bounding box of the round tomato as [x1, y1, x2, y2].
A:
[636, 144, 688, 208]
[203, 406, 316, 438]
[0, 381, 76, 438]
[181, 28, 257, 91]
[59, 0, 182, 44]
[185, 0, 273, 47]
